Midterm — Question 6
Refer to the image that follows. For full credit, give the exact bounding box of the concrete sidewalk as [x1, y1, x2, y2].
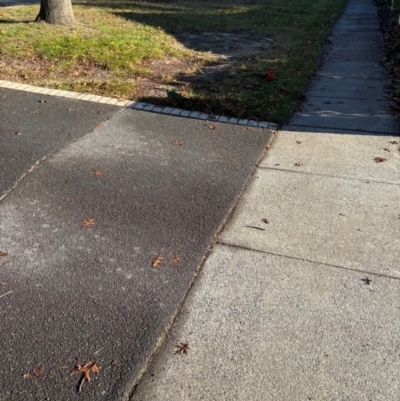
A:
[131, 0, 400, 400]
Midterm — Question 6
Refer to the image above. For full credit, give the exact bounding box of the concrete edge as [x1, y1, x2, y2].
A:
[0, 80, 278, 129]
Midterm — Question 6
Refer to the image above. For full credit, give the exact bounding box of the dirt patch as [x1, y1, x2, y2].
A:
[135, 30, 273, 101]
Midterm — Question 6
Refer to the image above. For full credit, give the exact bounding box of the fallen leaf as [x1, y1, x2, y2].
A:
[207, 125, 217, 130]
[95, 123, 103, 128]
[389, 140, 398, 144]
[29, 110, 39, 115]
[170, 255, 182, 264]
[172, 141, 183, 146]
[71, 361, 100, 388]
[175, 343, 189, 355]
[261, 218, 269, 224]
[0, 251, 8, 257]
[151, 256, 164, 268]
[361, 277, 372, 285]
[82, 219, 95, 227]
[93, 170, 103, 176]
[22, 373, 30, 379]
[374, 157, 387, 163]
[294, 162, 303, 167]
[296, 141, 302, 144]
[33, 366, 44, 378]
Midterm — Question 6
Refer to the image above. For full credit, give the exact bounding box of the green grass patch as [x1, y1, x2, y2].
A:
[0, 0, 348, 123]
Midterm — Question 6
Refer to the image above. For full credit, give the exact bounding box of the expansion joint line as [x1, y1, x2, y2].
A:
[218, 241, 400, 281]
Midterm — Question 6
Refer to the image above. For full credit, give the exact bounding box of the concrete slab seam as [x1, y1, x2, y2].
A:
[0, 80, 278, 130]
[258, 166, 400, 186]
[286, 123, 400, 136]
[218, 241, 400, 282]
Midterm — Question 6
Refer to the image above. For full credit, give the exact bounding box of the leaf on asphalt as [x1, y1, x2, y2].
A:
[0, 251, 8, 257]
[374, 157, 387, 163]
[170, 255, 182, 264]
[82, 219, 95, 227]
[294, 162, 303, 167]
[175, 342, 189, 355]
[361, 277, 372, 285]
[151, 256, 164, 268]
[33, 366, 44, 378]
[22, 373, 30, 379]
[172, 141, 183, 146]
[207, 125, 217, 130]
[93, 170, 103, 176]
[70, 361, 99, 382]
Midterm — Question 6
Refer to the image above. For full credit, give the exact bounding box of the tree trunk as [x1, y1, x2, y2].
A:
[35, 0, 75, 27]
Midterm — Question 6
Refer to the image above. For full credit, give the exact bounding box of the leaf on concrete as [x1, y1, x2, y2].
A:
[33, 366, 44, 378]
[170, 255, 182, 264]
[151, 256, 164, 268]
[361, 277, 372, 285]
[175, 342, 189, 355]
[294, 162, 303, 167]
[374, 157, 387, 163]
[261, 218, 269, 224]
[0, 251, 8, 257]
[389, 141, 398, 144]
[82, 219, 95, 227]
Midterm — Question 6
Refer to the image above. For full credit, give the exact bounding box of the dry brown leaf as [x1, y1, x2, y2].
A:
[33, 366, 44, 378]
[374, 157, 387, 163]
[71, 361, 100, 383]
[170, 255, 182, 264]
[93, 170, 103, 176]
[207, 125, 217, 130]
[173, 141, 183, 146]
[82, 219, 95, 227]
[0, 251, 8, 257]
[22, 373, 30, 379]
[151, 256, 164, 268]
[175, 342, 189, 355]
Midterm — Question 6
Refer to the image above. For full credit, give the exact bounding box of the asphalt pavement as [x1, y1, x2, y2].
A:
[1, 0, 400, 400]
[0, 87, 272, 401]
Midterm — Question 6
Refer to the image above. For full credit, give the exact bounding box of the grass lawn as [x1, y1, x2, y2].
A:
[0, 0, 347, 123]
